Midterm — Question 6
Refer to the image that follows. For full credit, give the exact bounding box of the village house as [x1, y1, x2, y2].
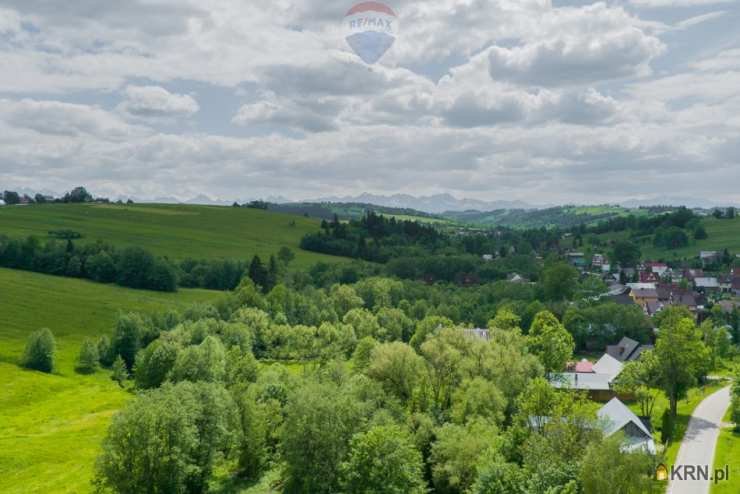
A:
[719, 274, 733, 293]
[551, 353, 624, 402]
[597, 398, 656, 454]
[694, 276, 720, 294]
[567, 252, 587, 269]
[606, 336, 654, 362]
[630, 287, 659, 308]
[700, 251, 721, 267]
[645, 262, 669, 277]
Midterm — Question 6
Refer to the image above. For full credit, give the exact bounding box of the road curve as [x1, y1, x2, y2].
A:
[667, 386, 731, 494]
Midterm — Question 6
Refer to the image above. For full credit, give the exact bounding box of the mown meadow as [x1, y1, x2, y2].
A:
[0, 268, 222, 494]
[0, 203, 346, 269]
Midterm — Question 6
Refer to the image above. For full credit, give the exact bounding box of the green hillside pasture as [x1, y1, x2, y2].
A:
[0, 268, 222, 494]
[641, 217, 740, 260]
[0, 203, 346, 268]
[579, 217, 740, 261]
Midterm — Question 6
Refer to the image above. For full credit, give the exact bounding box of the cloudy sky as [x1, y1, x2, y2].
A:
[0, 0, 739, 204]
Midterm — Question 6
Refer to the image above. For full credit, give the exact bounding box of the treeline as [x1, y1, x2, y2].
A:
[300, 211, 565, 285]
[2, 186, 110, 205]
[300, 211, 444, 262]
[83, 279, 735, 494]
[577, 207, 697, 235]
[0, 235, 289, 293]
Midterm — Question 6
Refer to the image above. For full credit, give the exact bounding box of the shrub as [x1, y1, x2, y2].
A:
[111, 356, 129, 387]
[661, 410, 674, 444]
[21, 328, 56, 373]
[76, 338, 100, 374]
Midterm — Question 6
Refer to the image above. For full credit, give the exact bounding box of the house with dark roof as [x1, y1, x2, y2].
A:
[694, 277, 720, 293]
[605, 336, 654, 362]
[597, 398, 656, 454]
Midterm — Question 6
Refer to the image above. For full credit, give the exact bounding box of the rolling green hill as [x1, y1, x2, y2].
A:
[269, 201, 453, 225]
[579, 217, 740, 261]
[443, 205, 657, 229]
[0, 268, 222, 494]
[0, 203, 346, 268]
[640, 216, 740, 260]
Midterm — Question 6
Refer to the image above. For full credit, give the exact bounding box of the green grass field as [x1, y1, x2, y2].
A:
[711, 426, 739, 493]
[641, 217, 740, 260]
[0, 203, 345, 268]
[627, 383, 727, 470]
[583, 217, 740, 261]
[0, 267, 222, 494]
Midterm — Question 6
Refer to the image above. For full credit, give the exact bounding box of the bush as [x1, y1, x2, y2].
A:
[134, 340, 179, 389]
[21, 328, 56, 373]
[76, 338, 100, 373]
[111, 356, 129, 387]
[661, 410, 674, 444]
[95, 382, 240, 494]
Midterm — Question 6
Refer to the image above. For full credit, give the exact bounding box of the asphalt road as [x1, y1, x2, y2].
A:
[667, 386, 732, 494]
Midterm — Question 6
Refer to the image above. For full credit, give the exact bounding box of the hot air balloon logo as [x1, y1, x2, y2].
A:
[344, 2, 398, 64]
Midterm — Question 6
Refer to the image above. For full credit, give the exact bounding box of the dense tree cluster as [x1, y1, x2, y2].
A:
[90, 275, 666, 494]
[299, 210, 580, 286]
[0, 235, 287, 292]
[300, 211, 444, 262]
[0, 235, 177, 291]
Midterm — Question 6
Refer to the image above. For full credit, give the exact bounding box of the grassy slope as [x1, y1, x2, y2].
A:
[711, 428, 739, 493]
[0, 203, 345, 269]
[585, 217, 740, 260]
[0, 268, 222, 494]
[640, 217, 740, 260]
[710, 393, 738, 494]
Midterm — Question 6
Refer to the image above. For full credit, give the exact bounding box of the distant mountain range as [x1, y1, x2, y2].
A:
[308, 193, 541, 214]
[5, 187, 738, 213]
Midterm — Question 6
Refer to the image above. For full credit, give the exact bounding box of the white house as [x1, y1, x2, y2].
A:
[598, 398, 656, 455]
[0, 199, 5, 206]
[550, 354, 624, 400]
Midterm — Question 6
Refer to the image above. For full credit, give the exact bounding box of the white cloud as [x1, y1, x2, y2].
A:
[674, 10, 727, 29]
[118, 86, 200, 120]
[0, 99, 147, 140]
[631, 0, 736, 7]
[0, 1, 739, 204]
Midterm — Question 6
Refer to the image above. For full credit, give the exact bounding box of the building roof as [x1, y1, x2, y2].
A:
[597, 398, 656, 454]
[676, 293, 698, 308]
[627, 282, 657, 291]
[646, 300, 664, 316]
[575, 359, 594, 373]
[695, 277, 720, 288]
[632, 288, 658, 299]
[605, 337, 640, 362]
[550, 372, 613, 391]
[598, 398, 652, 438]
[700, 251, 719, 259]
[592, 353, 624, 380]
